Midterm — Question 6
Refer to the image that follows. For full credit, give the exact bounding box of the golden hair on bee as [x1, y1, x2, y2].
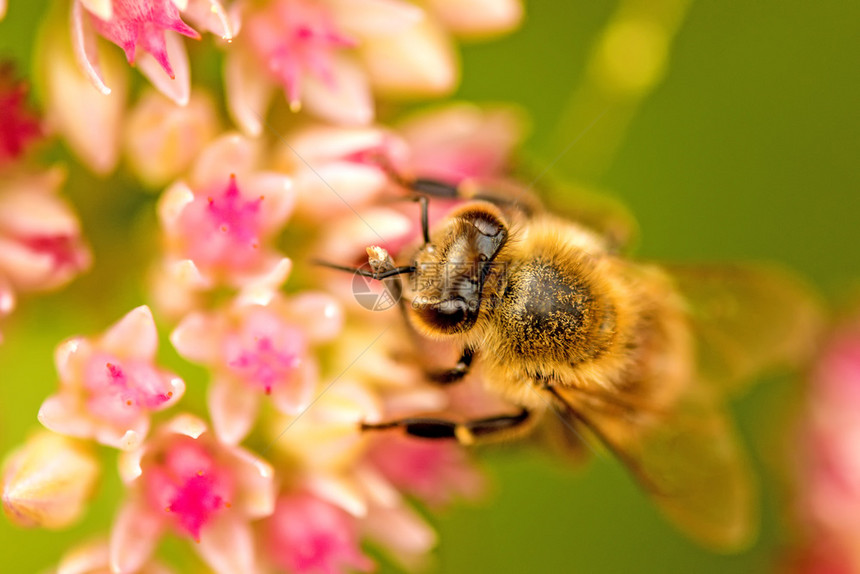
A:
[318, 174, 822, 552]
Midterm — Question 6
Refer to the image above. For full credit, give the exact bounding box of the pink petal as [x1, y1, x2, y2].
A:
[270, 357, 317, 415]
[0, 0, 6, 20]
[196, 515, 256, 574]
[427, 0, 523, 37]
[171, 311, 224, 363]
[224, 47, 274, 137]
[302, 55, 374, 126]
[190, 133, 260, 191]
[222, 445, 276, 518]
[71, 0, 111, 95]
[37, 394, 95, 438]
[109, 498, 164, 574]
[100, 306, 158, 360]
[137, 31, 191, 106]
[286, 292, 344, 343]
[360, 17, 456, 96]
[208, 375, 260, 445]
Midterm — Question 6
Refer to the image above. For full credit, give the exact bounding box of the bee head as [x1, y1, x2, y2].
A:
[407, 203, 508, 335]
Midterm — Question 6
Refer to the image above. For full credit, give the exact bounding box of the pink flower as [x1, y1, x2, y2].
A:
[366, 433, 484, 507]
[0, 62, 42, 166]
[171, 292, 344, 444]
[0, 167, 91, 339]
[154, 133, 294, 314]
[263, 492, 374, 574]
[795, 317, 860, 572]
[225, 0, 423, 133]
[112, 414, 275, 574]
[72, 0, 233, 104]
[38, 306, 185, 450]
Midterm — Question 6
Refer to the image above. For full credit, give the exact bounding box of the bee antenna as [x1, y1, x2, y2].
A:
[312, 259, 415, 280]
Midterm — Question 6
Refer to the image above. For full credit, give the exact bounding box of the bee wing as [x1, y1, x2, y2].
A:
[665, 263, 823, 395]
[543, 182, 640, 253]
[551, 384, 757, 551]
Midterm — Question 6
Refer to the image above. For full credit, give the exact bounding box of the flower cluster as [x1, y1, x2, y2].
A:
[0, 1, 522, 572]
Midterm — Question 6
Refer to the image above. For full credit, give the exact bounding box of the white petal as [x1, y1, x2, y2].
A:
[171, 0, 189, 10]
[54, 337, 89, 384]
[286, 292, 344, 343]
[93, 419, 147, 451]
[137, 32, 191, 106]
[162, 413, 209, 439]
[37, 394, 94, 438]
[45, 15, 128, 173]
[223, 445, 276, 518]
[196, 516, 256, 574]
[100, 306, 158, 360]
[270, 358, 317, 415]
[0, 0, 6, 21]
[224, 47, 274, 137]
[329, 0, 424, 36]
[80, 0, 112, 20]
[286, 125, 390, 161]
[191, 133, 259, 191]
[117, 447, 145, 484]
[303, 472, 368, 517]
[208, 376, 260, 445]
[57, 537, 110, 574]
[170, 311, 223, 363]
[293, 162, 387, 217]
[183, 0, 234, 40]
[71, 0, 110, 95]
[109, 498, 164, 574]
[302, 55, 374, 126]
[360, 17, 457, 96]
[427, 0, 523, 37]
[234, 257, 293, 306]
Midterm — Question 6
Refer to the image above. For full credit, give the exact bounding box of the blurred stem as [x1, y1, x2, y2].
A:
[551, 0, 692, 183]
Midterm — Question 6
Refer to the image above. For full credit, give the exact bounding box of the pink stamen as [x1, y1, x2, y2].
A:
[205, 174, 262, 246]
[167, 470, 226, 541]
[229, 336, 300, 394]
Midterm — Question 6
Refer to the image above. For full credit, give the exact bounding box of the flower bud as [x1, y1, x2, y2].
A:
[2, 431, 100, 528]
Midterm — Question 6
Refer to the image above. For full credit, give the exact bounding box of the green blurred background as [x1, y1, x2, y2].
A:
[1, 0, 858, 572]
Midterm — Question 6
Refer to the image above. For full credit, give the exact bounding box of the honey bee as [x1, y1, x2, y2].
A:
[320, 175, 821, 551]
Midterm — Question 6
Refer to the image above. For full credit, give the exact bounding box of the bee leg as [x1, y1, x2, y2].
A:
[427, 347, 474, 384]
[361, 408, 531, 445]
